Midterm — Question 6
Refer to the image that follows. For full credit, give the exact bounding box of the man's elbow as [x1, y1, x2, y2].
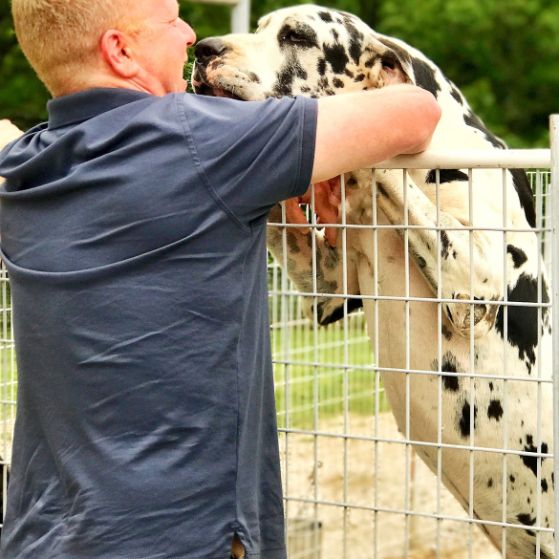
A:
[403, 92, 442, 154]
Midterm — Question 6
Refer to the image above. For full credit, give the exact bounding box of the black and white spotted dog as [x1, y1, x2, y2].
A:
[193, 5, 554, 557]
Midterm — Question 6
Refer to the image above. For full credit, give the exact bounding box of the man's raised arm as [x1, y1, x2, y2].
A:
[311, 85, 441, 183]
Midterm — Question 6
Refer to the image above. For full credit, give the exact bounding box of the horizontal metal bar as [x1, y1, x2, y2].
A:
[273, 358, 553, 385]
[279, 427, 553, 459]
[375, 149, 551, 169]
[283, 495, 554, 532]
[267, 221, 551, 233]
[269, 289, 552, 308]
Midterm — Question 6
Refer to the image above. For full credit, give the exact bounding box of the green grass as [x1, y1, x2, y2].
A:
[271, 313, 390, 430]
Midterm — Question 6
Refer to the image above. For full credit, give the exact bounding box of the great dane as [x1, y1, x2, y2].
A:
[193, 5, 554, 558]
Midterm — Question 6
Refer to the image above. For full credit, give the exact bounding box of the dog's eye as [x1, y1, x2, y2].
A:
[281, 29, 307, 43]
[278, 24, 318, 49]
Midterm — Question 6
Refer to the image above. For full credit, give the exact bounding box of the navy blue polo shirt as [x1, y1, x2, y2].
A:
[0, 88, 317, 559]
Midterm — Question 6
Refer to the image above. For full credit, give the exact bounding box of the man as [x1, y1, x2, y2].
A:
[0, 1, 440, 558]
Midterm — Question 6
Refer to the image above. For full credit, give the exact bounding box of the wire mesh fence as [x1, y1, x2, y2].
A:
[0, 141, 557, 559]
[270, 146, 557, 559]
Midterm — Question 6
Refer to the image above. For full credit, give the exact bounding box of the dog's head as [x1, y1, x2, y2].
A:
[192, 4, 414, 100]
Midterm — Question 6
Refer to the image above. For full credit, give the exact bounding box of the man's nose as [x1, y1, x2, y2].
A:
[180, 20, 197, 47]
[195, 38, 229, 63]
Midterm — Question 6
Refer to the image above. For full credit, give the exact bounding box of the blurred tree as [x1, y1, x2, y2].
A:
[378, 0, 559, 146]
[0, 0, 557, 147]
[0, 1, 49, 130]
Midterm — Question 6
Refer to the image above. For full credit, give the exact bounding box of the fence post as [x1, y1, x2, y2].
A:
[551, 114, 559, 559]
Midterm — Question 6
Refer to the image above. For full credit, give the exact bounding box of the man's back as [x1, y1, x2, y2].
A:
[0, 88, 317, 559]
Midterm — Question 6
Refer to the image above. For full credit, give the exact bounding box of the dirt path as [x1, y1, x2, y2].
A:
[281, 413, 500, 559]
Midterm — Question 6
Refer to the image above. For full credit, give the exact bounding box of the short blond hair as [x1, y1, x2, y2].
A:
[11, 0, 139, 96]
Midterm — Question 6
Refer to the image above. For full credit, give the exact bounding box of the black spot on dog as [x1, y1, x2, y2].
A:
[487, 478, 493, 488]
[318, 11, 333, 22]
[317, 58, 326, 76]
[459, 400, 477, 438]
[441, 324, 453, 341]
[487, 399, 503, 421]
[426, 169, 468, 184]
[274, 57, 306, 96]
[542, 478, 548, 493]
[521, 434, 548, 477]
[510, 474, 516, 483]
[354, 73, 365, 82]
[344, 68, 354, 78]
[349, 40, 363, 65]
[441, 351, 460, 391]
[449, 83, 463, 105]
[331, 29, 339, 41]
[509, 168, 537, 228]
[341, 22, 364, 65]
[323, 43, 349, 74]
[495, 273, 549, 371]
[507, 244, 528, 269]
[332, 77, 344, 88]
[300, 86, 311, 93]
[463, 110, 506, 150]
[440, 230, 451, 259]
[411, 58, 440, 96]
[516, 513, 536, 537]
[489, 382, 494, 391]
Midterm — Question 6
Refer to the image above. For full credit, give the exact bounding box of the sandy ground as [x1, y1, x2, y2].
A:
[281, 413, 501, 559]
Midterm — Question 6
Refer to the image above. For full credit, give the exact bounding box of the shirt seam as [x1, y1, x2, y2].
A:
[290, 97, 318, 199]
[174, 94, 250, 233]
[233, 240, 251, 538]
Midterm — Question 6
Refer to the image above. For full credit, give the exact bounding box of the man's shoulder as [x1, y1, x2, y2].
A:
[175, 92, 317, 124]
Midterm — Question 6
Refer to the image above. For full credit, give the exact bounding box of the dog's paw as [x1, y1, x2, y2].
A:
[445, 293, 499, 338]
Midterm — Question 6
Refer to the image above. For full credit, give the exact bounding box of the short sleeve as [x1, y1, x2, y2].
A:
[178, 94, 317, 226]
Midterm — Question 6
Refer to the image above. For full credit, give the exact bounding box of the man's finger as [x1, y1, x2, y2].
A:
[284, 198, 310, 235]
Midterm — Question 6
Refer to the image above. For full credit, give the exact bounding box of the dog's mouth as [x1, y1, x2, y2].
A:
[193, 81, 244, 101]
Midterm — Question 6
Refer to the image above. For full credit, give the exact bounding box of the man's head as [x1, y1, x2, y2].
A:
[12, 0, 196, 97]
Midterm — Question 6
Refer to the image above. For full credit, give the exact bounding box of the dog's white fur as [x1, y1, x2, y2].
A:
[194, 6, 554, 558]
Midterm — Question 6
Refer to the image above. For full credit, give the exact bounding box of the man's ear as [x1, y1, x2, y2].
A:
[99, 29, 139, 79]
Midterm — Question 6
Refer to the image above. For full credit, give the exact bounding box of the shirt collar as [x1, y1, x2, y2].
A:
[47, 88, 152, 129]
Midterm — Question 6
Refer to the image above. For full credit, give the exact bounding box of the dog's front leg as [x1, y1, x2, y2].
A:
[375, 169, 504, 338]
[267, 203, 361, 325]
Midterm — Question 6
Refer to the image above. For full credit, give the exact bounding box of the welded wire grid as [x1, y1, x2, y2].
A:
[270, 147, 557, 558]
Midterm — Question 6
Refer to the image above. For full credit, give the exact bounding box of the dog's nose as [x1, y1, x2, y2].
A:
[195, 38, 229, 63]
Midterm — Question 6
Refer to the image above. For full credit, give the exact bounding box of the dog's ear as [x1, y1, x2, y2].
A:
[375, 36, 414, 86]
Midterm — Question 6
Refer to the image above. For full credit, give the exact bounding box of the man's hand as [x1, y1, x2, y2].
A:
[284, 176, 342, 247]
